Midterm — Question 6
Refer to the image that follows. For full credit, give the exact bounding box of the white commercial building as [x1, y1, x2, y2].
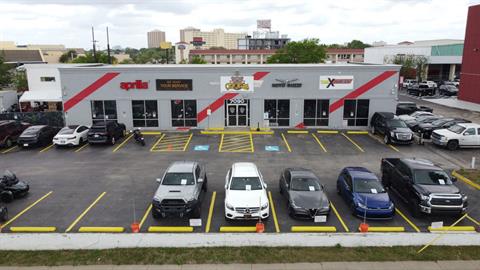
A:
[179, 27, 246, 49]
[147, 30, 166, 49]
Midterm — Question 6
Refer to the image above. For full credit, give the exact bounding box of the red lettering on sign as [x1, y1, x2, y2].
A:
[120, 80, 149, 91]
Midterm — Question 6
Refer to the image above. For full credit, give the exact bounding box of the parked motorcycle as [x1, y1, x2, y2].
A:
[0, 170, 29, 203]
[131, 128, 145, 146]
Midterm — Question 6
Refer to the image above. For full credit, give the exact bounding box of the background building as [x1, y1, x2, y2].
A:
[147, 30, 166, 48]
[238, 20, 290, 50]
[326, 48, 364, 63]
[189, 49, 276, 64]
[458, 4, 480, 104]
[179, 27, 246, 49]
[364, 39, 463, 81]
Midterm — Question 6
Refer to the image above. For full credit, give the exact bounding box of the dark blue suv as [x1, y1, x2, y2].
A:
[336, 167, 395, 219]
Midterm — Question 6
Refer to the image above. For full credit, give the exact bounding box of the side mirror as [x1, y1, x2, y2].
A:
[156, 178, 161, 183]
[264, 183, 268, 189]
[197, 178, 204, 183]
[285, 183, 289, 189]
[224, 184, 228, 190]
[451, 177, 457, 182]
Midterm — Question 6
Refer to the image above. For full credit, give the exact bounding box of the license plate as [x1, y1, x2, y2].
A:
[60, 140, 65, 144]
[94, 134, 99, 138]
[244, 214, 252, 218]
[23, 144, 28, 147]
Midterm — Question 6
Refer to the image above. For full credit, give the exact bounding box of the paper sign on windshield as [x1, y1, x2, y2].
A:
[181, 179, 187, 185]
[371, 189, 378, 194]
[438, 179, 445, 185]
[309, 186, 315, 191]
[314, 215, 327, 223]
[246, 185, 251, 191]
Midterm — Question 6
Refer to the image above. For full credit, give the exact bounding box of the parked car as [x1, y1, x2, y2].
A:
[279, 168, 330, 219]
[87, 121, 126, 145]
[402, 79, 417, 89]
[438, 84, 459, 96]
[396, 102, 433, 115]
[151, 161, 207, 219]
[431, 123, 480, 150]
[0, 170, 29, 203]
[421, 80, 438, 89]
[224, 162, 269, 221]
[405, 115, 443, 131]
[407, 84, 435, 96]
[397, 111, 435, 122]
[17, 125, 59, 148]
[381, 158, 467, 217]
[370, 112, 413, 144]
[416, 118, 471, 139]
[337, 167, 394, 219]
[53, 125, 89, 147]
[0, 120, 30, 148]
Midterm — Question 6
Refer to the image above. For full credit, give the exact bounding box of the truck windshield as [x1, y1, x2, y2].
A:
[387, 120, 407, 128]
[353, 179, 385, 193]
[413, 170, 452, 185]
[448, 125, 466, 134]
[230, 177, 262, 190]
[162, 173, 195, 185]
[291, 177, 321, 191]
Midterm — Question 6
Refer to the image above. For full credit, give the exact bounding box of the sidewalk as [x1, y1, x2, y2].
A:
[1, 261, 479, 270]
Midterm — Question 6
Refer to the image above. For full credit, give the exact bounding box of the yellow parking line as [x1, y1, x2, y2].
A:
[452, 171, 480, 190]
[428, 226, 476, 232]
[311, 133, 327, 153]
[74, 143, 89, 153]
[249, 133, 254, 152]
[65, 192, 106, 233]
[205, 191, 216, 233]
[466, 214, 480, 226]
[317, 130, 339, 134]
[148, 226, 194, 232]
[367, 133, 400, 152]
[395, 207, 420, 232]
[1, 145, 18, 154]
[362, 226, 405, 232]
[330, 202, 349, 232]
[79, 227, 125, 233]
[0, 191, 53, 230]
[281, 133, 292, 152]
[142, 131, 162, 135]
[138, 204, 152, 231]
[346, 131, 369, 135]
[291, 226, 337, 232]
[219, 226, 257, 232]
[287, 130, 309, 134]
[341, 133, 364, 152]
[150, 134, 165, 152]
[112, 134, 133, 153]
[268, 191, 280, 233]
[218, 134, 225, 152]
[10, 226, 56, 233]
[39, 143, 54, 153]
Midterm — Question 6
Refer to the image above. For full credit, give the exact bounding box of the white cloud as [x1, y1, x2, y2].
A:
[0, 0, 473, 49]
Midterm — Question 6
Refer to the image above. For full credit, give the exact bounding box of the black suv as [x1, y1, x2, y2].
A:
[17, 125, 59, 148]
[0, 120, 30, 148]
[87, 121, 126, 145]
[370, 112, 413, 144]
[396, 102, 433, 115]
[416, 118, 471, 139]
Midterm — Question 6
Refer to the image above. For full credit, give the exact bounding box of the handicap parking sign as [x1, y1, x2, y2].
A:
[194, 145, 210, 151]
[265, 145, 279, 152]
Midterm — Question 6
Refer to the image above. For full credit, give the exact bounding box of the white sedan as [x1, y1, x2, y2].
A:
[53, 125, 89, 146]
[224, 162, 269, 220]
[397, 111, 435, 122]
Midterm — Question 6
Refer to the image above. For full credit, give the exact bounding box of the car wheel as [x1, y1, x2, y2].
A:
[279, 185, 283, 194]
[0, 191, 14, 203]
[0, 207, 7, 222]
[152, 210, 161, 220]
[447, 140, 459, 151]
[384, 135, 391, 144]
[111, 136, 116, 145]
[287, 203, 294, 218]
[370, 126, 376, 135]
[336, 183, 341, 195]
[5, 138, 12, 148]
[350, 203, 357, 216]
[410, 200, 421, 218]
[191, 205, 201, 218]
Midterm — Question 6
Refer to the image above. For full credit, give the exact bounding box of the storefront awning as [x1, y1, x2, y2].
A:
[19, 90, 62, 103]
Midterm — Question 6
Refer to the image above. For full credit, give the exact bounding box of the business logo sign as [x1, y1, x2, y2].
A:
[319, 76, 354, 90]
[221, 71, 254, 92]
[156, 79, 192, 91]
[120, 80, 149, 91]
[272, 79, 302, 88]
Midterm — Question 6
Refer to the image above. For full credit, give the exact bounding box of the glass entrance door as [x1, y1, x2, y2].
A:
[227, 104, 237, 126]
[226, 103, 249, 127]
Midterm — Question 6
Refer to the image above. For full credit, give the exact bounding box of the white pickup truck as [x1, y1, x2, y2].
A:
[431, 123, 480, 150]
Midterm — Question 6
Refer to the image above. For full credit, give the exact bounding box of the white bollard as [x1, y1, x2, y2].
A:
[472, 157, 476, 169]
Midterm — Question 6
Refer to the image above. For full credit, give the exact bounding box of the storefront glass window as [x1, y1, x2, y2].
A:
[304, 99, 329, 126]
[91, 100, 117, 125]
[132, 100, 158, 127]
[264, 99, 289, 126]
[344, 99, 369, 126]
[171, 100, 197, 127]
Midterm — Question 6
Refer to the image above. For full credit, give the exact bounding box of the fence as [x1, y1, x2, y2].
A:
[0, 111, 65, 127]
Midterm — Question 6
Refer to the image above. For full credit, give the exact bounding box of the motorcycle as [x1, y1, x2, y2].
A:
[131, 128, 145, 146]
[0, 170, 29, 203]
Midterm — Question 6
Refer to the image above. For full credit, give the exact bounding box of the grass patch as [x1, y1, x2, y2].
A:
[0, 246, 479, 266]
[458, 169, 480, 185]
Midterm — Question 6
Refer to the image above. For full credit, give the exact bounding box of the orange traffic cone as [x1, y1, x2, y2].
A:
[256, 220, 265, 233]
[168, 144, 173, 151]
[131, 222, 140, 233]
[359, 222, 369, 233]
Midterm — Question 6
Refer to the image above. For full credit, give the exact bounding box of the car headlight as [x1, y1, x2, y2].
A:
[226, 202, 234, 211]
[462, 194, 468, 202]
[290, 200, 301, 209]
[357, 201, 367, 209]
[388, 202, 395, 209]
[440, 136, 447, 141]
[261, 202, 269, 210]
[390, 131, 395, 137]
[420, 194, 429, 201]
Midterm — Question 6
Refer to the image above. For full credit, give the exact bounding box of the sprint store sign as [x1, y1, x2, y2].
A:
[319, 76, 354, 90]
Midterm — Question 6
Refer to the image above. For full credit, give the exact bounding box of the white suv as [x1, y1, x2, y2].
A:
[432, 123, 480, 150]
[224, 162, 269, 220]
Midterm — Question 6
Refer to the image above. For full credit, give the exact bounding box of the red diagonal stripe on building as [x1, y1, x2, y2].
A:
[64, 72, 120, 112]
[329, 71, 397, 114]
[197, 71, 269, 123]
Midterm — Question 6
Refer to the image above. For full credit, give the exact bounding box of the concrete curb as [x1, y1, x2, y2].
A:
[0, 232, 479, 250]
[452, 170, 480, 190]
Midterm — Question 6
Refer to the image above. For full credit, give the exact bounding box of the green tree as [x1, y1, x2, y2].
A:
[71, 51, 117, 64]
[13, 70, 28, 91]
[119, 58, 135, 64]
[346, 40, 371, 49]
[386, 54, 428, 81]
[189, 55, 207, 64]
[267, 39, 326, 64]
[59, 49, 78, 63]
[0, 55, 12, 89]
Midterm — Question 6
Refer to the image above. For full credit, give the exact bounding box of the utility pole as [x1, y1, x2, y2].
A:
[106, 27, 112, 64]
[91, 26, 98, 63]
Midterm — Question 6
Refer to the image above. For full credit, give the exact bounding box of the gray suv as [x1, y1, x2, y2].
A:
[152, 161, 207, 219]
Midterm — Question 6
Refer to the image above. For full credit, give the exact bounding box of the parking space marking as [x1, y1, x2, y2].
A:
[219, 226, 257, 232]
[219, 133, 253, 153]
[138, 204, 152, 231]
[149, 134, 166, 152]
[361, 227, 405, 232]
[367, 133, 400, 152]
[10, 227, 56, 233]
[395, 208, 421, 232]
[427, 226, 476, 232]
[78, 227, 125, 233]
[452, 171, 480, 190]
[329, 202, 349, 232]
[340, 133, 364, 152]
[0, 191, 53, 230]
[39, 143, 54, 153]
[317, 130, 339, 134]
[466, 215, 480, 226]
[281, 133, 292, 152]
[268, 191, 280, 233]
[1, 145, 18, 154]
[65, 191, 106, 233]
[74, 143, 89, 153]
[311, 133, 327, 153]
[148, 226, 194, 232]
[150, 133, 193, 152]
[112, 134, 133, 153]
[291, 226, 337, 232]
[205, 191, 216, 233]
[287, 130, 309, 134]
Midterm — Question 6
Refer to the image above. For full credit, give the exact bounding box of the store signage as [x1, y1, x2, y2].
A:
[272, 79, 302, 88]
[120, 80, 149, 91]
[156, 79, 193, 91]
[319, 75, 354, 90]
[221, 72, 254, 92]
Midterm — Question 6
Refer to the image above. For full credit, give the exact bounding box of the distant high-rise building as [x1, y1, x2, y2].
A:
[179, 27, 246, 49]
[238, 19, 290, 50]
[147, 30, 166, 48]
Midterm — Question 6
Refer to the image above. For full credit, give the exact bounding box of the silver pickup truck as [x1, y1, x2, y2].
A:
[152, 161, 207, 219]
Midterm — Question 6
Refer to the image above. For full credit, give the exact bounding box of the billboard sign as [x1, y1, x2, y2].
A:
[257, 19, 271, 29]
[319, 76, 354, 90]
[221, 72, 254, 92]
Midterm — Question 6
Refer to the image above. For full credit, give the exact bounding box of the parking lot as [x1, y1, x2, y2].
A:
[0, 129, 479, 234]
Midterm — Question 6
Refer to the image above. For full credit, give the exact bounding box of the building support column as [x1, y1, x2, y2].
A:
[449, 64, 456, 81]
[230, 54, 232, 64]
[245, 54, 248, 64]
[260, 54, 264, 64]
[214, 54, 217, 64]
